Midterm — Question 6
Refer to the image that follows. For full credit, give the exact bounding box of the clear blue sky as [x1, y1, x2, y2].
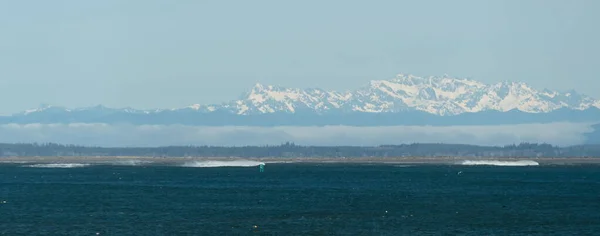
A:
[0, 0, 598, 114]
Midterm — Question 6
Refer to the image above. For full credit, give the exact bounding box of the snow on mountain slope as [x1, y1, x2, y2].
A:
[15, 74, 600, 117]
[185, 73, 600, 116]
[349, 75, 599, 115]
[16, 104, 150, 116]
[182, 83, 355, 115]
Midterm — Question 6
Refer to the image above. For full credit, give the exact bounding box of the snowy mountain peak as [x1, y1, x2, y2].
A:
[227, 82, 350, 115]
[16, 73, 600, 117]
[211, 73, 600, 116]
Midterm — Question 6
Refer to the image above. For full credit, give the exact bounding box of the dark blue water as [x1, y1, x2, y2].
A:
[1, 163, 600, 235]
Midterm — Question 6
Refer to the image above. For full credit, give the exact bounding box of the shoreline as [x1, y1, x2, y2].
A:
[1, 156, 600, 165]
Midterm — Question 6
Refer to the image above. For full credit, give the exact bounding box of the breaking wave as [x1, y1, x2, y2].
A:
[0, 161, 31, 164]
[394, 165, 414, 168]
[109, 159, 153, 166]
[182, 160, 265, 168]
[460, 160, 539, 166]
[25, 163, 91, 168]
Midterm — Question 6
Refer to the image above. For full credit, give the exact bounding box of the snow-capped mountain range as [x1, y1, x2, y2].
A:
[181, 73, 599, 116]
[16, 73, 600, 116]
[5, 73, 600, 126]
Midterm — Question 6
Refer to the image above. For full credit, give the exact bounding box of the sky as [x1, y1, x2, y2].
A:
[1, 0, 599, 114]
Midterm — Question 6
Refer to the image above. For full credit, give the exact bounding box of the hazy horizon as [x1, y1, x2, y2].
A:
[0, 122, 592, 147]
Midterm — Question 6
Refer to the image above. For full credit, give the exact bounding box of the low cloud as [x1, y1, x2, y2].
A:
[0, 122, 593, 147]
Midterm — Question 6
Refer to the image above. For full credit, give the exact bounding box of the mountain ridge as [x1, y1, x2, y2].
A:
[13, 73, 600, 117]
[178, 73, 600, 116]
[5, 73, 600, 126]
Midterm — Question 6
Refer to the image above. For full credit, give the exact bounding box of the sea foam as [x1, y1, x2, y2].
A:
[460, 160, 539, 166]
[181, 160, 265, 168]
[25, 163, 91, 168]
[109, 159, 153, 166]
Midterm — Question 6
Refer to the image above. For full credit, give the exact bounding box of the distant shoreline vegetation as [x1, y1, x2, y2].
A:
[1, 142, 600, 158]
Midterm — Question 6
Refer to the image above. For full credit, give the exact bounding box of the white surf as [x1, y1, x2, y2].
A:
[25, 163, 91, 168]
[110, 160, 153, 166]
[459, 160, 539, 166]
[182, 160, 265, 168]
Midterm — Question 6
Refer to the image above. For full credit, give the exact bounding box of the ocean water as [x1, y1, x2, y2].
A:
[1, 161, 600, 235]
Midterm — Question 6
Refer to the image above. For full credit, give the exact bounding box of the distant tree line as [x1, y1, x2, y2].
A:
[1, 142, 600, 158]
